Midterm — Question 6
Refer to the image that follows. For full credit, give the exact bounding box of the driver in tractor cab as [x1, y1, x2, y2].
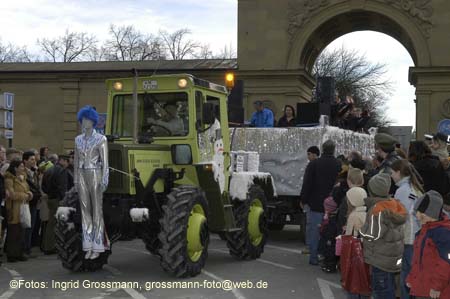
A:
[145, 102, 187, 136]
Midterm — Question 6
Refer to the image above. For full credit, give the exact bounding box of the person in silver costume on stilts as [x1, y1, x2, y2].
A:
[74, 106, 109, 260]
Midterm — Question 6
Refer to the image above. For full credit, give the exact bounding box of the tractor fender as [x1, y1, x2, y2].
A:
[229, 172, 277, 201]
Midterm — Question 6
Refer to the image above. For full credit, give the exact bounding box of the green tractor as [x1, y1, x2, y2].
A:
[55, 74, 275, 277]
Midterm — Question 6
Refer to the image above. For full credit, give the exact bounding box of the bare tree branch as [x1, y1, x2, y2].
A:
[37, 29, 97, 62]
[105, 24, 164, 61]
[0, 40, 33, 62]
[159, 28, 200, 60]
[313, 46, 393, 127]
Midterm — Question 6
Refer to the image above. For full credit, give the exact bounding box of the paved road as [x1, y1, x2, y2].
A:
[0, 226, 346, 299]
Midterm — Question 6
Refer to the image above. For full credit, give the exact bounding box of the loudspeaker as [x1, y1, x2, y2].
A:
[316, 77, 335, 104]
[297, 103, 320, 125]
[228, 105, 245, 124]
[228, 80, 244, 107]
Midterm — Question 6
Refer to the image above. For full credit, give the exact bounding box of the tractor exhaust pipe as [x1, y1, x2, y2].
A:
[132, 68, 139, 144]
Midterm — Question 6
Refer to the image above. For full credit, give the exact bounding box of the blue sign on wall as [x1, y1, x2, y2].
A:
[438, 119, 450, 139]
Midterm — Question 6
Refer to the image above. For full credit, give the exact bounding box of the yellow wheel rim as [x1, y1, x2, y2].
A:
[187, 204, 207, 262]
[248, 199, 264, 246]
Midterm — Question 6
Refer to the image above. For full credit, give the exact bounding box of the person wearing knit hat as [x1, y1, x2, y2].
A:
[374, 133, 401, 176]
[367, 172, 391, 198]
[407, 190, 450, 299]
[360, 172, 407, 298]
[414, 190, 443, 222]
[344, 187, 367, 238]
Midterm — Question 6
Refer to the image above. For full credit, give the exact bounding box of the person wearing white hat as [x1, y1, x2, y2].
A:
[344, 187, 367, 236]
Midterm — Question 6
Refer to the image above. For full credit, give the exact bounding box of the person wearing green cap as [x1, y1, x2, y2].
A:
[374, 133, 400, 175]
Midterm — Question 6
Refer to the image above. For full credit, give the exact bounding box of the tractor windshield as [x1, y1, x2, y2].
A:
[111, 92, 189, 137]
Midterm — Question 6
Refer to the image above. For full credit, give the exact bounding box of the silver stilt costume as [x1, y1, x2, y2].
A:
[74, 130, 110, 253]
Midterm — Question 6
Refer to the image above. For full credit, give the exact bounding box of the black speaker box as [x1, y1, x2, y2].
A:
[228, 80, 244, 107]
[316, 76, 335, 104]
[228, 105, 245, 124]
[297, 103, 320, 124]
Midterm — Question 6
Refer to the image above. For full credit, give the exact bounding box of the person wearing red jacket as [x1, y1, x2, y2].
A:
[407, 190, 450, 299]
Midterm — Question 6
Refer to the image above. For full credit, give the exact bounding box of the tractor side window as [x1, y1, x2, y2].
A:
[195, 91, 203, 128]
[111, 95, 134, 137]
[206, 96, 220, 122]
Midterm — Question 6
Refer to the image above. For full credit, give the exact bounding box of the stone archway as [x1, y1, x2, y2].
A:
[238, 0, 450, 137]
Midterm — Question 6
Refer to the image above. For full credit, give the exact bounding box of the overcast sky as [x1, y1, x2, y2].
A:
[0, 0, 415, 127]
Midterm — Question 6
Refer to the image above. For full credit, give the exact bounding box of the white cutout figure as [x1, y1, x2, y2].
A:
[213, 130, 225, 193]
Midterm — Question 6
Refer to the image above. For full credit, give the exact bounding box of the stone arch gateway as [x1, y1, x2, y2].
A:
[238, 0, 450, 137]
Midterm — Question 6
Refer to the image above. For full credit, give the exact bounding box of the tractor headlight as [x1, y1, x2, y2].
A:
[113, 81, 123, 91]
[178, 78, 188, 89]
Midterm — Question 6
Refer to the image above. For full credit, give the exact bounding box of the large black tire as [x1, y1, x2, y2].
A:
[226, 185, 268, 259]
[158, 186, 209, 278]
[142, 219, 161, 256]
[268, 222, 285, 231]
[55, 188, 111, 272]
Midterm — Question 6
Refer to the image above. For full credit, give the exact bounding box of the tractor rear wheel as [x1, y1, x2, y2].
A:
[158, 186, 209, 278]
[55, 188, 111, 272]
[226, 185, 268, 259]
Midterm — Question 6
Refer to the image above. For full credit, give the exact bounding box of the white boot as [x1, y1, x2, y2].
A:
[90, 252, 100, 260]
[85, 250, 92, 259]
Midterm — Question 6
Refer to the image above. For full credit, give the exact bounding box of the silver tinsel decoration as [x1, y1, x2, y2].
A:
[230, 126, 374, 196]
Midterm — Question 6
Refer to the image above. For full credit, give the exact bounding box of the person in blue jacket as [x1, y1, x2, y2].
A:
[250, 101, 274, 127]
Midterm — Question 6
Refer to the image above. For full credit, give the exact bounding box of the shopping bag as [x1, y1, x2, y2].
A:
[20, 202, 31, 228]
[340, 235, 371, 295]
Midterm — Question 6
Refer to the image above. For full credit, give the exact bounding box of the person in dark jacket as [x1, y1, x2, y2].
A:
[277, 105, 297, 127]
[374, 133, 401, 196]
[300, 139, 341, 265]
[409, 141, 450, 197]
[307, 146, 320, 162]
[407, 191, 450, 299]
[41, 155, 70, 254]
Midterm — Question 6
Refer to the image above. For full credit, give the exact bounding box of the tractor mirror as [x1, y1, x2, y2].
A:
[202, 102, 215, 125]
[171, 144, 193, 165]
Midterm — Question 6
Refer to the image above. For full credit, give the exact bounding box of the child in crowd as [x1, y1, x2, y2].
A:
[360, 173, 407, 299]
[318, 197, 339, 273]
[407, 190, 450, 299]
[343, 186, 369, 299]
[337, 168, 365, 234]
[345, 187, 367, 237]
[390, 159, 425, 299]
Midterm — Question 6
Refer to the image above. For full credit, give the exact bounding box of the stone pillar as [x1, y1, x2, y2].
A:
[410, 67, 450, 138]
[60, 80, 80, 152]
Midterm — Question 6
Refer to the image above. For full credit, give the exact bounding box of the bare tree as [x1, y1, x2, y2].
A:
[313, 46, 393, 127]
[105, 24, 164, 61]
[215, 43, 236, 59]
[195, 44, 213, 59]
[0, 40, 32, 62]
[37, 29, 97, 62]
[159, 28, 200, 60]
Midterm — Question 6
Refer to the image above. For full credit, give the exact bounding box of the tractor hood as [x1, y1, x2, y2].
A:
[107, 142, 172, 195]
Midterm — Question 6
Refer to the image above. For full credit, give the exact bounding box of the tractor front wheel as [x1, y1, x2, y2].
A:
[158, 186, 209, 278]
[226, 185, 268, 259]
